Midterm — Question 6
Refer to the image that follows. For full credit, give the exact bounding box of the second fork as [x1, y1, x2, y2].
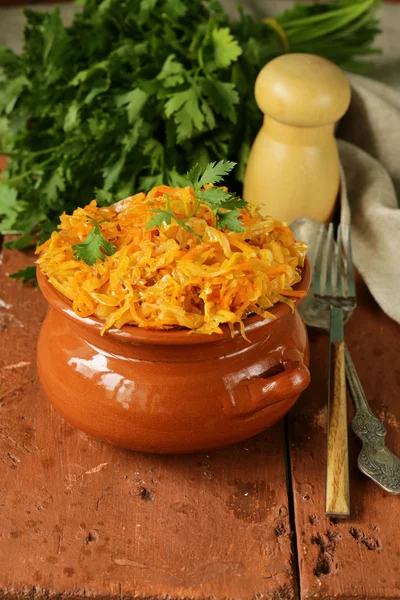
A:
[314, 223, 356, 517]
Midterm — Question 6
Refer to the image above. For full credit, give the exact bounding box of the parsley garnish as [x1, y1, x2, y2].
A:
[146, 192, 202, 239]
[146, 160, 247, 235]
[72, 219, 116, 266]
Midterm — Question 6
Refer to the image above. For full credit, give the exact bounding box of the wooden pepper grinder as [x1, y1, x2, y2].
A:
[244, 54, 351, 224]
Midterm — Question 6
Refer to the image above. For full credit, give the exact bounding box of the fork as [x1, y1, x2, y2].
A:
[293, 217, 400, 497]
[314, 223, 354, 517]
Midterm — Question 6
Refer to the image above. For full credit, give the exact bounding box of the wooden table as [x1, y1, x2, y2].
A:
[0, 246, 399, 600]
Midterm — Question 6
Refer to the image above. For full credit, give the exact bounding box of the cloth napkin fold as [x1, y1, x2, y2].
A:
[338, 74, 400, 326]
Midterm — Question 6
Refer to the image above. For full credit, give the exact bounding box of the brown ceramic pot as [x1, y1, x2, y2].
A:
[37, 260, 311, 454]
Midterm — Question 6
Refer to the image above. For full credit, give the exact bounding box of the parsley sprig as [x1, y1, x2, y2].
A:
[72, 219, 116, 266]
[146, 160, 247, 236]
[146, 192, 202, 239]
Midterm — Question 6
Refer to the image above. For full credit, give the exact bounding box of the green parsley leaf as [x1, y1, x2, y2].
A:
[184, 164, 203, 191]
[102, 155, 126, 192]
[44, 167, 66, 207]
[95, 188, 115, 207]
[5, 233, 35, 250]
[146, 195, 201, 239]
[184, 160, 236, 191]
[197, 188, 248, 212]
[72, 219, 116, 266]
[0, 183, 27, 234]
[0, 117, 10, 153]
[10, 265, 38, 286]
[0, 74, 30, 115]
[156, 55, 185, 88]
[196, 186, 231, 206]
[63, 102, 80, 133]
[147, 160, 246, 236]
[212, 28, 242, 69]
[197, 160, 236, 189]
[117, 88, 148, 124]
[215, 196, 247, 210]
[201, 100, 216, 130]
[163, 0, 187, 19]
[217, 208, 245, 232]
[146, 210, 173, 230]
[201, 79, 239, 123]
[165, 87, 204, 142]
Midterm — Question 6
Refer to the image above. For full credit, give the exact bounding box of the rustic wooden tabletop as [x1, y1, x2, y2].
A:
[1, 2, 400, 595]
[0, 243, 399, 600]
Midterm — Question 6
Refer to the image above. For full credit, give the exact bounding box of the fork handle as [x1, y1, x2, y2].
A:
[344, 345, 373, 416]
[325, 307, 350, 517]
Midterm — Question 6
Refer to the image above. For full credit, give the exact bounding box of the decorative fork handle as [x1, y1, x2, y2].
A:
[344, 345, 375, 416]
[345, 346, 400, 494]
[325, 307, 350, 517]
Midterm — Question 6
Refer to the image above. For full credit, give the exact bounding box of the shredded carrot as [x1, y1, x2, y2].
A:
[36, 185, 308, 336]
[280, 289, 308, 298]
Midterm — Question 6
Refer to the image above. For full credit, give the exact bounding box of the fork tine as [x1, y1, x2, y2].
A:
[325, 223, 334, 297]
[344, 225, 356, 298]
[336, 224, 343, 297]
[314, 224, 326, 296]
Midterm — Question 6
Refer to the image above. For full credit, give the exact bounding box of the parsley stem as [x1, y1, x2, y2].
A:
[23, 137, 81, 158]
[165, 193, 173, 214]
[192, 68, 201, 86]
[2, 155, 54, 184]
[182, 198, 201, 223]
[3, 137, 82, 161]
[162, 192, 202, 240]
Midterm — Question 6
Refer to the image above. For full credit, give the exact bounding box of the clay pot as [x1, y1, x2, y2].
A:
[37, 260, 311, 454]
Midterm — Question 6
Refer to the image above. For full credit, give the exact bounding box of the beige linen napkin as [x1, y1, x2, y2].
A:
[338, 74, 400, 325]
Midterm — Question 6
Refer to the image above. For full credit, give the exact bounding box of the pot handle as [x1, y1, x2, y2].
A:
[228, 359, 310, 418]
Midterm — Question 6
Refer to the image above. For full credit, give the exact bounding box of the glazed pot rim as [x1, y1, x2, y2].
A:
[37, 258, 311, 346]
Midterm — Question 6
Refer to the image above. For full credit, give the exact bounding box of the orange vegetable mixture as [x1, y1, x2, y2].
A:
[36, 185, 308, 336]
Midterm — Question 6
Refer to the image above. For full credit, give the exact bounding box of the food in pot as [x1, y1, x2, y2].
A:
[36, 161, 308, 336]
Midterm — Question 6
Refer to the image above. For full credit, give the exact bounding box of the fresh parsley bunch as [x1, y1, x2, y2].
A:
[0, 0, 380, 282]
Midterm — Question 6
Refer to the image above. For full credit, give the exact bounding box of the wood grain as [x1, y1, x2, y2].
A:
[289, 273, 400, 600]
[0, 248, 295, 600]
[325, 340, 350, 517]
